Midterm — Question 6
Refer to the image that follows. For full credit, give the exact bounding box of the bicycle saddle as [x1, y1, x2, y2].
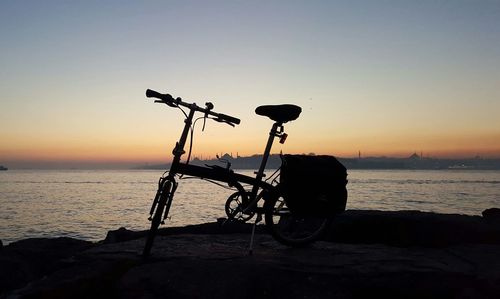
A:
[255, 104, 302, 123]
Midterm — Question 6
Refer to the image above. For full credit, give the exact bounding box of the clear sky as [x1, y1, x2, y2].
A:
[1, 0, 500, 168]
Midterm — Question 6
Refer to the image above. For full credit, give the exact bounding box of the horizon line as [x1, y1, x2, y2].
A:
[4, 153, 500, 170]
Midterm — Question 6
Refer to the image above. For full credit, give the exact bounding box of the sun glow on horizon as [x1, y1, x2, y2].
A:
[3, 129, 500, 168]
[1, 1, 500, 168]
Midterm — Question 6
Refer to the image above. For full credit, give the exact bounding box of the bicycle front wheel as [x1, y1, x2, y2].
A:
[264, 196, 331, 247]
[143, 180, 172, 256]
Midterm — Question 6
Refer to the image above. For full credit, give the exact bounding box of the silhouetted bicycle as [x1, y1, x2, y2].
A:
[142, 89, 331, 256]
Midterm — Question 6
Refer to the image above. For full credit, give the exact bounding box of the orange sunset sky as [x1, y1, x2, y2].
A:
[1, 1, 500, 168]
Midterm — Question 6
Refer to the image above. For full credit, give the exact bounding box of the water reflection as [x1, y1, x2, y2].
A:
[1, 169, 499, 244]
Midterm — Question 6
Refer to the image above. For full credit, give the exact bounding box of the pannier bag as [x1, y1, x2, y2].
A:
[280, 154, 348, 216]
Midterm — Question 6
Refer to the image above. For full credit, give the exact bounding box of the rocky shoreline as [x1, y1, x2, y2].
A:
[1, 209, 500, 298]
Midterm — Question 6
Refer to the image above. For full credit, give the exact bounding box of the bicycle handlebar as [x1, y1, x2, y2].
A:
[217, 113, 240, 125]
[146, 89, 172, 101]
[145, 89, 241, 125]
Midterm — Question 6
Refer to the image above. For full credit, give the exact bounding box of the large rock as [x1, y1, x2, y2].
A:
[0, 237, 93, 294]
[483, 208, 500, 223]
[6, 234, 500, 299]
[103, 219, 264, 244]
[104, 209, 500, 248]
[325, 210, 500, 247]
[104, 227, 146, 244]
[3, 209, 500, 298]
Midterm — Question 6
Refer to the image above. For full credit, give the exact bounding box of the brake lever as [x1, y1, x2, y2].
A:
[202, 102, 214, 132]
[154, 100, 178, 108]
[202, 116, 207, 131]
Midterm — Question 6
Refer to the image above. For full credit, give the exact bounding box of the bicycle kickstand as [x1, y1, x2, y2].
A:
[248, 213, 262, 256]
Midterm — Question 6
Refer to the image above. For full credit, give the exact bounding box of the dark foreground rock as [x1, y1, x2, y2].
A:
[103, 210, 500, 247]
[327, 210, 500, 247]
[1, 209, 500, 299]
[483, 208, 500, 223]
[0, 238, 94, 294]
[3, 235, 500, 299]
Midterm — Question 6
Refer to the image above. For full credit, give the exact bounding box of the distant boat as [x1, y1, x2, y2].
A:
[448, 164, 473, 170]
[0, 165, 8, 171]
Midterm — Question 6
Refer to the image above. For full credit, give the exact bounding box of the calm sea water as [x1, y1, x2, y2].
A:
[1, 169, 499, 244]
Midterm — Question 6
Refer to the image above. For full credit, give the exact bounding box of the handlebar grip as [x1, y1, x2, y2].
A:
[218, 113, 241, 125]
[146, 89, 162, 98]
[146, 89, 174, 102]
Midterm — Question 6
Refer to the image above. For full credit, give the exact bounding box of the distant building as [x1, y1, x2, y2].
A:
[408, 153, 420, 160]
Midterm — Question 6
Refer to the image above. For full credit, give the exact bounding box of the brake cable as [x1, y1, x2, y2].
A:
[202, 115, 207, 132]
[182, 115, 205, 175]
[176, 102, 231, 179]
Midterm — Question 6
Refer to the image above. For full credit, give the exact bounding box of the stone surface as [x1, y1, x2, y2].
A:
[483, 208, 500, 223]
[0, 237, 93, 294]
[103, 210, 500, 247]
[326, 210, 500, 247]
[4, 234, 500, 299]
[2, 209, 500, 298]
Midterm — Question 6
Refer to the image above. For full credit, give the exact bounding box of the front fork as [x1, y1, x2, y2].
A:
[149, 176, 178, 224]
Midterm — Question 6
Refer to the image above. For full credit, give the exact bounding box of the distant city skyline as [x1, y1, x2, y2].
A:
[1, 1, 500, 168]
[4, 150, 500, 170]
[133, 152, 500, 171]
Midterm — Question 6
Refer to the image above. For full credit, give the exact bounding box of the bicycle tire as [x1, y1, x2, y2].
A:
[264, 195, 331, 247]
[143, 181, 172, 256]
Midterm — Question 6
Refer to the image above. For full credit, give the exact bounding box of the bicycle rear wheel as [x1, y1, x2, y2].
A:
[264, 196, 331, 247]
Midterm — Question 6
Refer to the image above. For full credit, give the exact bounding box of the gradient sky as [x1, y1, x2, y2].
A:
[1, 0, 500, 168]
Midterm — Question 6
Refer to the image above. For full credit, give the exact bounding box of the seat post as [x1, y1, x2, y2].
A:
[250, 122, 282, 200]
